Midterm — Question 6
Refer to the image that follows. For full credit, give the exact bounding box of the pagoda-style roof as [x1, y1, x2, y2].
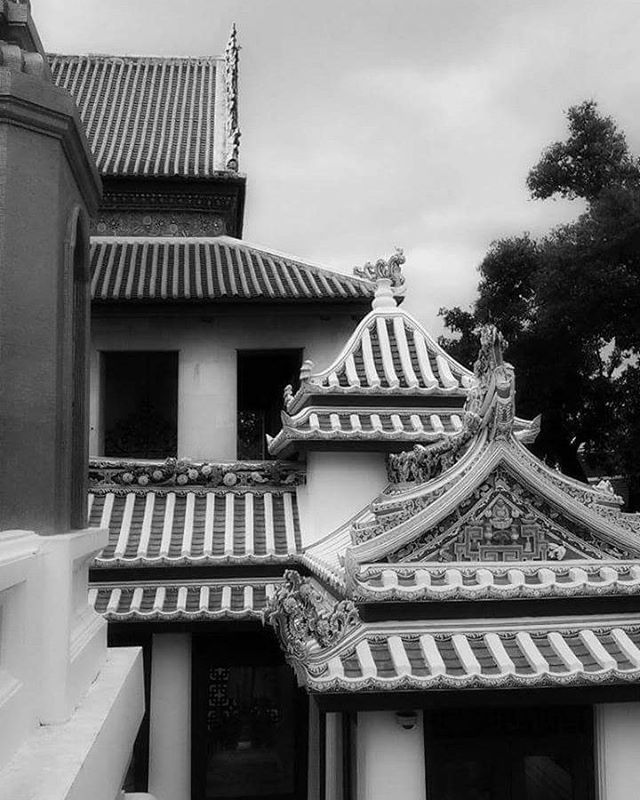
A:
[267, 275, 531, 457]
[264, 325, 640, 694]
[284, 286, 472, 414]
[49, 27, 240, 177]
[90, 236, 376, 305]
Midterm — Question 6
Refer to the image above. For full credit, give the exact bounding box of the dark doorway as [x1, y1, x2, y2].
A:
[192, 631, 308, 800]
[425, 705, 594, 800]
[237, 350, 302, 460]
[103, 351, 178, 459]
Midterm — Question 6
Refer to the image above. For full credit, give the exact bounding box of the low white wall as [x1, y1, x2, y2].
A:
[91, 311, 359, 461]
[356, 711, 425, 800]
[595, 702, 640, 800]
[148, 634, 192, 800]
[298, 451, 388, 546]
[0, 529, 143, 800]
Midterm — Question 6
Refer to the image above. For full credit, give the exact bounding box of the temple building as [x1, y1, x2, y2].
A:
[33, 14, 640, 800]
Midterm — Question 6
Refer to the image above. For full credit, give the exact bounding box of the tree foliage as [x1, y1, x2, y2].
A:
[440, 100, 640, 508]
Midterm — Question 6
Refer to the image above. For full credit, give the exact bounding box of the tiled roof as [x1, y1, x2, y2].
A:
[49, 54, 227, 177]
[285, 305, 473, 414]
[268, 407, 466, 456]
[348, 561, 640, 601]
[90, 237, 376, 303]
[91, 579, 280, 621]
[88, 487, 301, 565]
[307, 620, 640, 692]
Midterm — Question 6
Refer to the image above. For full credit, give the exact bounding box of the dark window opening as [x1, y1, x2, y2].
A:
[192, 631, 308, 800]
[425, 705, 594, 800]
[103, 352, 178, 459]
[237, 350, 302, 460]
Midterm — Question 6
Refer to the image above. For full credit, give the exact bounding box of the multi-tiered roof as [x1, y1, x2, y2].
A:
[265, 311, 640, 694]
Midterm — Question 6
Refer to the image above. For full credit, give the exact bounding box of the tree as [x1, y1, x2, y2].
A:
[440, 101, 640, 508]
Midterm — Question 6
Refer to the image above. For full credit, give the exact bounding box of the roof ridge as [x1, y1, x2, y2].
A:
[48, 52, 222, 63]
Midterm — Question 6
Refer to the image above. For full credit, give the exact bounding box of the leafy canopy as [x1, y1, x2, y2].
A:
[440, 101, 640, 507]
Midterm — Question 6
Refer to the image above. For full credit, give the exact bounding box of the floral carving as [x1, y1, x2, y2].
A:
[353, 247, 406, 287]
[93, 211, 225, 237]
[263, 570, 359, 678]
[89, 457, 305, 488]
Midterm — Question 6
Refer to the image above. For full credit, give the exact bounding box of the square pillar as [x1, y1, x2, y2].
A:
[148, 634, 192, 800]
[595, 703, 640, 800]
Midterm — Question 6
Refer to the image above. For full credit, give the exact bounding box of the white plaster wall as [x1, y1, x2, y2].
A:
[91, 310, 359, 461]
[595, 703, 640, 800]
[148, 634, 191, 800]
[298, 451, 388, 546]
[356, 711, 425, 800]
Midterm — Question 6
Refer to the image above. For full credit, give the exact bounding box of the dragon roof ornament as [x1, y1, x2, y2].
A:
[353, 247, 406, 288]
[263, 570, 359, 682]
[224, 23, 240, 171]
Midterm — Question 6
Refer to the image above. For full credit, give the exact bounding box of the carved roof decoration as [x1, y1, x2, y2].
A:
[49, 28, 240, 178]
[89, 456, 305, 488]
[263, 570, 360, 682]
[89, 485, 301, 566]
[90, 236, 376, 303]
[352, 248, 406, 288]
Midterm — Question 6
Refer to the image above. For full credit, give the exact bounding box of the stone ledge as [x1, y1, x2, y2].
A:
[0, 647, 144, 800]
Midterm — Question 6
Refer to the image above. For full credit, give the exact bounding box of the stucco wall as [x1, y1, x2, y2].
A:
[90, 309, 360, 461]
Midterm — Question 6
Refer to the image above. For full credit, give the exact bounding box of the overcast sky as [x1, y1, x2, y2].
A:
[35, 0, 640, 331]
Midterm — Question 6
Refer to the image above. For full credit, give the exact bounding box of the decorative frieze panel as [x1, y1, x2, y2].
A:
[89, 457, 305, 488]
[92, 211, 226, 237]
[385, 468, 637, 563]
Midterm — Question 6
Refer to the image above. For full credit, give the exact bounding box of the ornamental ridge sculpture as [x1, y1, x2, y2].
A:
[263, 570, 360, 679]
[386, 323, 514, 486]
[89, 457, 305, 488]
[224, 23, 241, 171]
[353, 247, 406, 287]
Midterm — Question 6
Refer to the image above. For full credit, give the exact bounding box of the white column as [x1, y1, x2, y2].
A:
[356, 711, 425, 800]
[595, 703, 640, 800]
[325, 712, 343, 800]
[148, 634, 191, 800]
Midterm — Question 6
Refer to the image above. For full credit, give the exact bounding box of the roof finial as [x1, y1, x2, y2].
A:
[224, 23, 240, 171]
[353, 247, 405, 288]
